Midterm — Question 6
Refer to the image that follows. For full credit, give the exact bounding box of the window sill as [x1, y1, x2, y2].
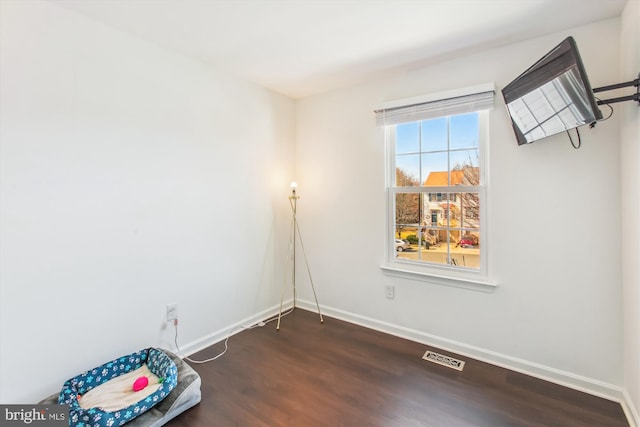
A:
[380, 264, 497, 292]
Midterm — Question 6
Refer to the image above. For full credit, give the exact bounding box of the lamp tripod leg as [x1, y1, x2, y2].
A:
[276, 213, 296, 331]
[294, 219, 324, 324]
[276, 275, 286, 331]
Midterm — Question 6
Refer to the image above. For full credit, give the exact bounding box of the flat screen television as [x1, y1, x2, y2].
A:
[502, 36, 602, 145]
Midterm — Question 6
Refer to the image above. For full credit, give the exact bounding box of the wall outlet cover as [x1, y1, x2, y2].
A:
[166, 304, 178, 321]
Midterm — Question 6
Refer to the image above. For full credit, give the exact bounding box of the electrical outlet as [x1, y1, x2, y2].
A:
[166, 304, 178, 321]
[385, 285, 395, 299]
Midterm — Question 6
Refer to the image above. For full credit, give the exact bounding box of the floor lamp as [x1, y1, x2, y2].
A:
[276, 182, 324, 330]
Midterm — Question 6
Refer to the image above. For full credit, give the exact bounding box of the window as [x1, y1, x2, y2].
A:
[391, 113, 484, 269]
[376, 85, 494, 284]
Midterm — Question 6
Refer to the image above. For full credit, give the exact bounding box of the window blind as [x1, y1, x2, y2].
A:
[374, 89, 495, 127]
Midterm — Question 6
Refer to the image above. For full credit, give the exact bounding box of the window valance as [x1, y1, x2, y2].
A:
[374, 84, 495, 127]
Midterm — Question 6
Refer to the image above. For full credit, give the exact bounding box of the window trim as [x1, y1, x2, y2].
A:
[380, 263, 497, 292]
[380, 94, 496, 291]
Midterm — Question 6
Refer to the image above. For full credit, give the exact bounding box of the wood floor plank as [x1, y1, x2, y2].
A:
[165, 309, 628, 426]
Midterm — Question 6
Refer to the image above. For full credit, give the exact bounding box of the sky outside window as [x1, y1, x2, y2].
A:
[396, 112, 479, 185]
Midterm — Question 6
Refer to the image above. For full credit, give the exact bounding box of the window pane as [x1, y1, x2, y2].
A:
[454, 192, 480, 228]
[421, 117, 447, 152]
[396, 122, 420, 154]
[450, 112, 479, 150]
[425, 201, 441, 225]
[425, 192, 449, 227]
[452, 230, 480, 268]
[396, 155, 420, 186]
[450, 147, 478, 168]
[450, 150, 479, 186]
[421, 152, 448, 186]
[422, 226, 440, 246]
[420, 228, 449, 265]
[395, 193, 419, 234]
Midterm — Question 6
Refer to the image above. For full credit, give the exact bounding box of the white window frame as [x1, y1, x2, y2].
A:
[377, 85, 497, 291]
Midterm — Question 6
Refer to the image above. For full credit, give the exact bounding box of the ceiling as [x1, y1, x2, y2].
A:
[51, 0, 627, 99]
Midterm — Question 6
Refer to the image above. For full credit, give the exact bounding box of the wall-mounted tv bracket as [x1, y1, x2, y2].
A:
[593, 72, 640, 105]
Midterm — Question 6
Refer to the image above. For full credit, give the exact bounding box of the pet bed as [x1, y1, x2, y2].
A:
[40, 348, 201, 427]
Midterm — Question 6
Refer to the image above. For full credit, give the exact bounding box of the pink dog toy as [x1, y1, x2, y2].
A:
[132, 376, 149, 392]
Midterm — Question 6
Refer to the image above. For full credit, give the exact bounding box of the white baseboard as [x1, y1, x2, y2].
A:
[622, 389, 640, 427]
[294, 299, 625, 402]
[173, 301, 293, 357]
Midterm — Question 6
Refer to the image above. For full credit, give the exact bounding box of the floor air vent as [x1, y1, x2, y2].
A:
[422, 350, 465, 371]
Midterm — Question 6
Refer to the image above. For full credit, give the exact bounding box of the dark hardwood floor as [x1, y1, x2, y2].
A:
[165, 309, 628, 426]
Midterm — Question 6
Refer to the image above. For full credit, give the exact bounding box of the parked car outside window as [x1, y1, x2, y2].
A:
[395, 239, 410, 252]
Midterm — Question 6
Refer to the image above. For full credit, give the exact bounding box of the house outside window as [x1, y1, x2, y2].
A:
[376, 84, 494, 283]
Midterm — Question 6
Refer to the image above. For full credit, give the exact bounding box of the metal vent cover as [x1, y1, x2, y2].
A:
[422, 350, 465, 371]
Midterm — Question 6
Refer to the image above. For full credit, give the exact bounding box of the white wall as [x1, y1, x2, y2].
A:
[621, 0, 640, 423]
[0, 1, 294, 402]
[296, 18, 625, 398]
